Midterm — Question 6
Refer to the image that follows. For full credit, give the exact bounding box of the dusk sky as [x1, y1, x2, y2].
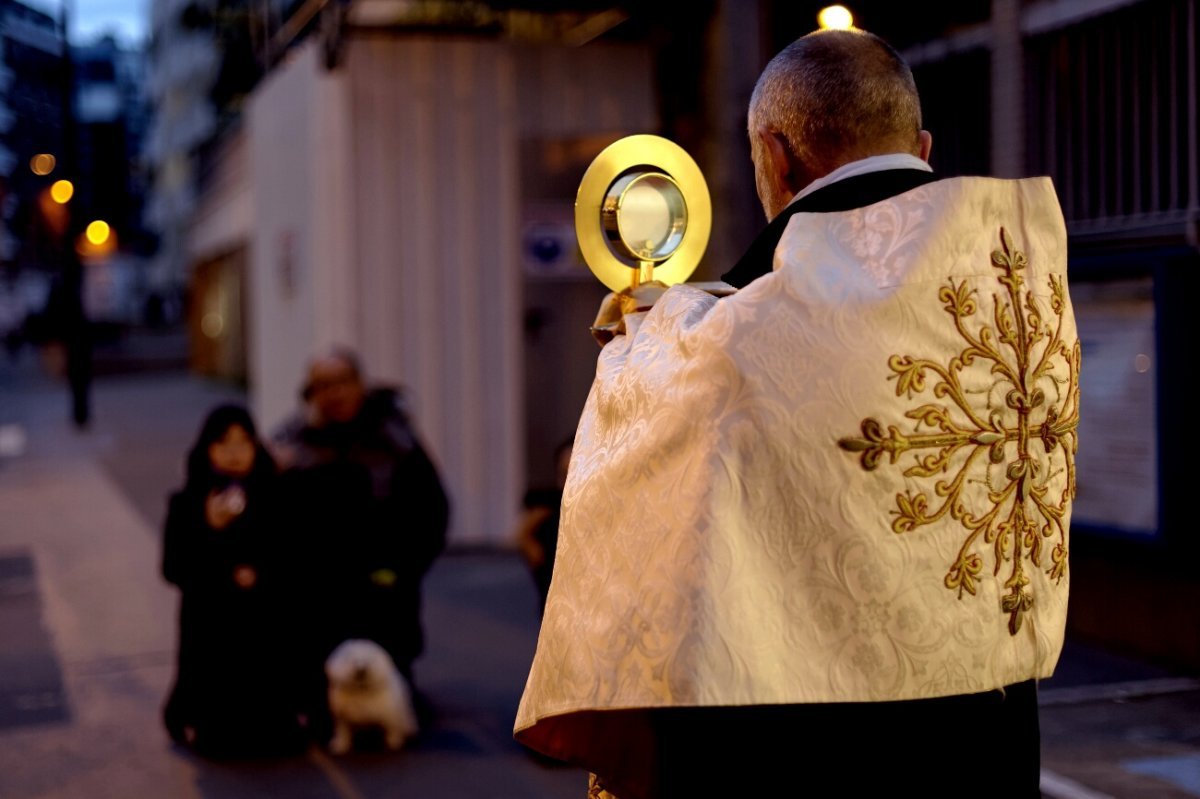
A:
[30, 0, 148, 45]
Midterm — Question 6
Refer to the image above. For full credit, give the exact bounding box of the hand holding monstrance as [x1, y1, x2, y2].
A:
[575, 135, 731, 344]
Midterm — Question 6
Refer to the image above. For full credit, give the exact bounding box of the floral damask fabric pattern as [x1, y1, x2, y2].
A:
[515, 177, 1076, 787]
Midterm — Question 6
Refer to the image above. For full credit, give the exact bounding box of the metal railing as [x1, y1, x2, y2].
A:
[1025, 0, 1198, 240]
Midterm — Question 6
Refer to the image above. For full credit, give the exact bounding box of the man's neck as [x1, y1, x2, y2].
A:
[788, 153, 932, 209]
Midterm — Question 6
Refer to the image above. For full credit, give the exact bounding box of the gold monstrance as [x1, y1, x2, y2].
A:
[575, 135, 712, 292]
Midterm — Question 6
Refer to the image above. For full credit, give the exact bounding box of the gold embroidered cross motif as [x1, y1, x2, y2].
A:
[838, 228, 1080, 636]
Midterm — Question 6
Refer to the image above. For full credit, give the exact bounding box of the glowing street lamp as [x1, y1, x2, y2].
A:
[30, 153, 56, 175]
[85, 220, 111, 245]
[50, 179, 74, 204]
[818, 5, 855, 30]
[77, 219, 116, 258]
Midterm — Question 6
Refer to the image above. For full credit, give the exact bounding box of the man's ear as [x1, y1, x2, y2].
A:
[755, 126, 802, 199]
[918, 129, 933, 163]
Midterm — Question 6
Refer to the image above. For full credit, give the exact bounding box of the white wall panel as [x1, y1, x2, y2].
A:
[187, 128, 251, 263]
[247, 46, 322, 433]
[345, 38, 522, 546]
[242, 36, 654, 545]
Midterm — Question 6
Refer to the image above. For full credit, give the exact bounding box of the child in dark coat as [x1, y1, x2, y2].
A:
[161, 404, 306, 757]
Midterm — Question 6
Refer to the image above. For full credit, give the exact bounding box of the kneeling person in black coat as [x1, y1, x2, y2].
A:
[273, 348, 450, 742]
[162, 404, 306, 757]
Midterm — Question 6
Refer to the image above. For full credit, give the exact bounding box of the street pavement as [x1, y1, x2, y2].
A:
[1, 346, 1199, 798]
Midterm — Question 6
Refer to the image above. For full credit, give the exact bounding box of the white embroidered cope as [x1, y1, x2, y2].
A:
[516, 176, 1077, 784]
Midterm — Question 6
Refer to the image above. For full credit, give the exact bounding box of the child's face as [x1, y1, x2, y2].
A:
[208, 425, 256, 479]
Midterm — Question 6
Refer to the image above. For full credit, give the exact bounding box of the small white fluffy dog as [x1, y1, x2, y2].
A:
[324, 639, 419, 754]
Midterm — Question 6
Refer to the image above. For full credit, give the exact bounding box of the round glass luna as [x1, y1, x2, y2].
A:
[601, 171, 688, 263]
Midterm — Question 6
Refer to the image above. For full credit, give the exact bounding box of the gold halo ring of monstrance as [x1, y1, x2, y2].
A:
[575, 135, 712, 293]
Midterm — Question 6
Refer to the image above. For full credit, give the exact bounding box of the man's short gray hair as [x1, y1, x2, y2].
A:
[749, 29, 922, 174]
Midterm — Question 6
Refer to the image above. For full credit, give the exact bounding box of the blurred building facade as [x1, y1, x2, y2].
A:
[73, 36, 151, 257]
[71, 35, 154, 328]
[0, 0, 66, 270]
[0, 0, 65, 350]
[0, 1, 157, 351]
[144, 0, 221, 301]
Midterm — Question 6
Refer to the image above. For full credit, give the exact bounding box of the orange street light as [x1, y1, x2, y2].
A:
[30, 153, 56, 175]
[818, 5, 854, 30]
[86, 220, 111, 245]
[50, 179, 74, 204]
[77, 220, 117, 258]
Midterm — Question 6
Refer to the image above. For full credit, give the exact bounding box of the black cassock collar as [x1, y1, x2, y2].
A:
[721, 168, 940, 289]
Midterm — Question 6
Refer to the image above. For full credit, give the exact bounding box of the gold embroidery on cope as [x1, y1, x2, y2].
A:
[838, 228, 1080, 636]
